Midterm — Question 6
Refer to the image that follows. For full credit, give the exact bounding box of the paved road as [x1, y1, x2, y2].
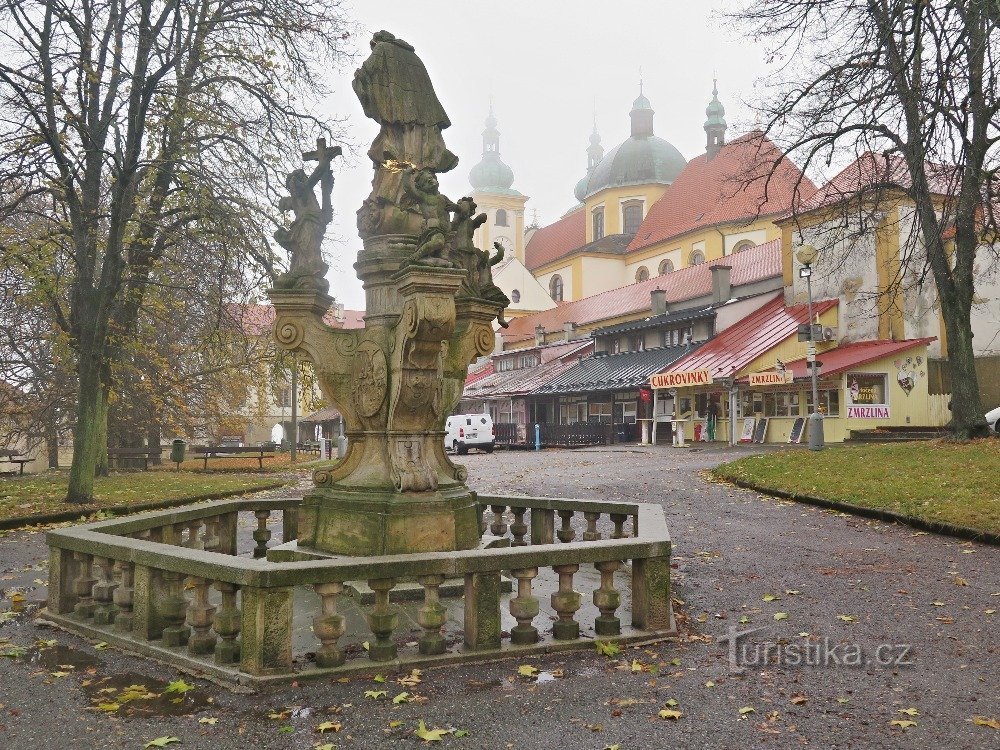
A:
[1, 446, 997, 749]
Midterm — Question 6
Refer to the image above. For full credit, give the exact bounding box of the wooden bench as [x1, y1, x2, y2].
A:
[0, 450, 33, 476]
[192, 446, 275, 470]
[107, 449, 163, 470]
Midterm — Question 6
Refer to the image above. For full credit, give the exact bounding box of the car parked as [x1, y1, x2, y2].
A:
[987, 405, 1000, 433]
[445, 414, 495, 455]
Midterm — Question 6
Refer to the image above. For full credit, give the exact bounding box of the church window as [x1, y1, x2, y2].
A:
[658, 258, 674, 275]
[511, 289, 521, 303]
[689, 249, 706, 266]
[732, 239, 756, 253]
[635, 266, 650, 282]
[622, 200, 643, 235]
[592, 208, 605, 241]
[549, 274, 564, 302]
[496, 208, 508, 227]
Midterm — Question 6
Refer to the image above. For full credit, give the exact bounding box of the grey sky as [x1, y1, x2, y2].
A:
[320, 0, 769, 309]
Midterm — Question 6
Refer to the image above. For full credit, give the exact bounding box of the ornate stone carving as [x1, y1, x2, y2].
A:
[352, 340, 388, 417]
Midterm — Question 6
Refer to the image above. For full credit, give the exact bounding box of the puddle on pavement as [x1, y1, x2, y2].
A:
[81, 673, 213, 717]
[21, 642, 102, 671]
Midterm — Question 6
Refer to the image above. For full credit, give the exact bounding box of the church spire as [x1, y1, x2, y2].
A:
[587, 115, 603, 171]
[482, 100, 500, 155]
[629, 83, 654, 139]
[704, 78, 727, 160]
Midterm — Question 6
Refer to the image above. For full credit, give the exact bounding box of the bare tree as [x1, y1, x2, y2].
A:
[0, 0, 352, 501]
[734, 0, 999, 438]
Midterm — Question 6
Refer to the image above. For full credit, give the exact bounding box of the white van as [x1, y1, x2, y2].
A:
[445, 414, 495, 454]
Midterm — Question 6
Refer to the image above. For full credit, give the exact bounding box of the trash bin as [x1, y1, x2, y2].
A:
[170, 439, 186, 468]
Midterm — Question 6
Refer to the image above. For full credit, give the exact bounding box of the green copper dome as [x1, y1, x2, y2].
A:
[468, 105, 521, 194]
[704, 80, 726, 127]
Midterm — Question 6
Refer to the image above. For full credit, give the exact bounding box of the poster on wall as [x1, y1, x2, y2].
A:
[753, 417, 769, 443]
[739, 417, 756, 443]
[788, 417, 805, 444]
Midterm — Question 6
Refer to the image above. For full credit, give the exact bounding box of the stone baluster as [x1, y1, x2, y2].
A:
[91, 556, 118, 625]
[478, 505, 488, 536]
[556, 510, 576, 543]
[583, 512, 601, 541]
[610, 513, 628, 539]
[282, 507, 299, 543]
[366, 578, 398, 661]
[313, 582, 346, 668]
[113, 561, 135, 633]
[550, 564, 582, 640]
[48, 548, 78, 615]
[213, 582, 241, 664]
[593, 561, 622, 636]
[509, 568, 539, 645]
[509, 507, 528, 546]
[169, 522, 186, 546]
[530, 508, 555, 545]
[464, 571, 501, 651]
[489, 505, 508, 537]
[187, 577, 217, 655]
[217, 512, 239, 555]
[186, 520, 205, 550]
[631, 556, 671, 631]
[72, 552, 97, 619]
[202, 517, 221, 552]
[416, 575, 447, 655]
[239, 586, 292, 675]
[253, 510, 271, 558]
[160, 570, 190, 647]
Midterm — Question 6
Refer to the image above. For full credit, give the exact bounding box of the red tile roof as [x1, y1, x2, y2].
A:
[658, 296, 839, 380]
[524, 207, 587, 271]
[463, 360, 495, 387]
[501, 239, 783, 343]
[778, 337, 936, 380]
[464, 342, 594, 398]
[233, 303, 366, 336]
[629, 132, 816, 253]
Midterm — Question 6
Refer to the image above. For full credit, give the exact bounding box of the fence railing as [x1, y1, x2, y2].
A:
[45, 494, 672, 685]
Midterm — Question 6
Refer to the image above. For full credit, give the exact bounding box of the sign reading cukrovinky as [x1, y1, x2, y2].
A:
[650, 369, 713, 389]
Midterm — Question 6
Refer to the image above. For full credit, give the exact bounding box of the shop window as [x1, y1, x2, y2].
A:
[741, 391, 765, 416]
[590, 402, 612, 423]
[846, 373, 887, 407]
[658, 258, 674, 275]
[496, 208, 509, 227]
[511, 289, 521, 303]
[807, 389, 841, 416]
[549, 274, 563, 302]
[622, 200, 644, 235]
[560, 397, 588, 425]
[764, 391, 800, 417]
[635, 266, 650, 282]
[592, 208, 605, 241]
[614, 400, 638, 424]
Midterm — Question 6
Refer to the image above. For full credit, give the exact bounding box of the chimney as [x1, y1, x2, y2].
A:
[334, 301, 346, 323]
[650, 288, 668, 316]
[534, 324, 545, 346]
[711, 265, 732, 304]
[563, 321, 576, 341]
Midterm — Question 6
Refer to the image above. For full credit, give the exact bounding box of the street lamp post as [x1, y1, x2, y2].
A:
[796, 244, 824, 451]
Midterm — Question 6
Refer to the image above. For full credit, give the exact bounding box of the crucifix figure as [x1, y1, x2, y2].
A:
[274, 137, 343, 292]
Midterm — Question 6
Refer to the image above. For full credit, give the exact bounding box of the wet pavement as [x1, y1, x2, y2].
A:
[0, 445, 997, 749]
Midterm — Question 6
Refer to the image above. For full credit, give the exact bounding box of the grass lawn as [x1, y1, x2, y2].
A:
[0, 470, 287, 523]
[713, 439, 1000, 535]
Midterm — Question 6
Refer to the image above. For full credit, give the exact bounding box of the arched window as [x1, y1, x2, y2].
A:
[511, 289, 521, 303]
[549, 274, 563, 302]
[689, 249, 706, 266]
[496, 208, 508, 227]
[592, 207, 605, 241]
[622, 200, 644, 235]
[658, 258, 674, 275]
[732, 239, 756, 253]
[635, 266, 650, 282]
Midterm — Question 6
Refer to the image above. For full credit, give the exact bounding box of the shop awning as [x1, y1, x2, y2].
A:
[778, 337, 936, 380]
[653, 296, 839, 382]
[534, 344, 699, 396]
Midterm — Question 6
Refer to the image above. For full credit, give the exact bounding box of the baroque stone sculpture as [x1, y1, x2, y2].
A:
[268, 30, 509, 556]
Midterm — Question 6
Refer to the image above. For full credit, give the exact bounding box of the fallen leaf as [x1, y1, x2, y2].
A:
[739, 706, 756, 715]
[392, 692, 412, 704]
[454, 729, 470, 737]
[364, 690, 387, 700]
[397, 669, 422, 687]
[973, 716, 1000, 729]
[762, 594, 780, 602]
[704, 680, 715, 688]
[415, 719, 449, 742]
[774, 612, 789, 621]
[373, 674, 387, 683]
[658, 709, 683, 720]
[198, 717, 218, 725]
[316, 721, 342, 734]
[517, 665, 539, 678]
[144, 738, 181, 748]
[898, 708, 920, 716]
[163, 679, 194, 695]
[595, 640, 621, 657]
[836, 615, 857, 622]
[891, 720, 917, 729]
[664, 698, 679, 707]
[790, 695, 808, 705]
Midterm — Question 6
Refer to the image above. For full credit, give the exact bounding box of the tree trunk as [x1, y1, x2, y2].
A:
[66, 354, 104, 503]
[95, 384, 110, 476]
[147, 421, 161, 465]
[45, 410, 59, 469]
[940, 301, 989, 440]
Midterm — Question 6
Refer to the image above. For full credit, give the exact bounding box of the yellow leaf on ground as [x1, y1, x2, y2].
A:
[973, 716, 1000, 729]
[891, 720, 917, 729]
[517, 664, 538, 677]
[658, 709, 683, 720]
[315, 721, 342, 733]
[415, 720, 448, 742]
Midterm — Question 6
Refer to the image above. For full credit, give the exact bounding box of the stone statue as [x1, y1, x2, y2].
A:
[274, 138, 341, 293]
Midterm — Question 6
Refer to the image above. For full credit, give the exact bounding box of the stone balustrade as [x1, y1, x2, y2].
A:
[44, 495, 671, 688]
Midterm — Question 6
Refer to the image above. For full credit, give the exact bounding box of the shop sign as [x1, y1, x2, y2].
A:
[650, 369, 713, 389]
[749, 371, 794, 387]
[847, 405, 890, 419]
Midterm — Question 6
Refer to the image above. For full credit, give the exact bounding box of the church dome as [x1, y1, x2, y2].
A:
[705, 81, 726, 127]
[576, 91, 686, 201]
[470, 154, 515, 192]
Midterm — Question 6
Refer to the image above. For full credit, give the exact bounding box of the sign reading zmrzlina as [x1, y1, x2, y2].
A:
[650, 369, 713, 389]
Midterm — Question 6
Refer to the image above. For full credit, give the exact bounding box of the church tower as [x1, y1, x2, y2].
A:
[704, 79, 727, 160]
[468, 104, 528, 264]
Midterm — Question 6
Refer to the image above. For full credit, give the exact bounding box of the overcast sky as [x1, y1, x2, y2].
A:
[319, 0, 771, 309]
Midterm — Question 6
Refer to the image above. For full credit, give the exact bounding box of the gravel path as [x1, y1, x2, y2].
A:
[0, 446, 997, 750]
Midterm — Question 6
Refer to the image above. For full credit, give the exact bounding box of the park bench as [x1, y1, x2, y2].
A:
[107, 449, 163, 470]
[0, 449, 33, 476]
[192, 445, 275, 470]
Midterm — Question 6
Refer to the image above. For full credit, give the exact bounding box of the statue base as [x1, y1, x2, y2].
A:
[295, 485, 482, 556]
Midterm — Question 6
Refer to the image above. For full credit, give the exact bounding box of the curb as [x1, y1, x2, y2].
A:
[716, 474, 1000, 547]
[0, 480, 287, 531]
